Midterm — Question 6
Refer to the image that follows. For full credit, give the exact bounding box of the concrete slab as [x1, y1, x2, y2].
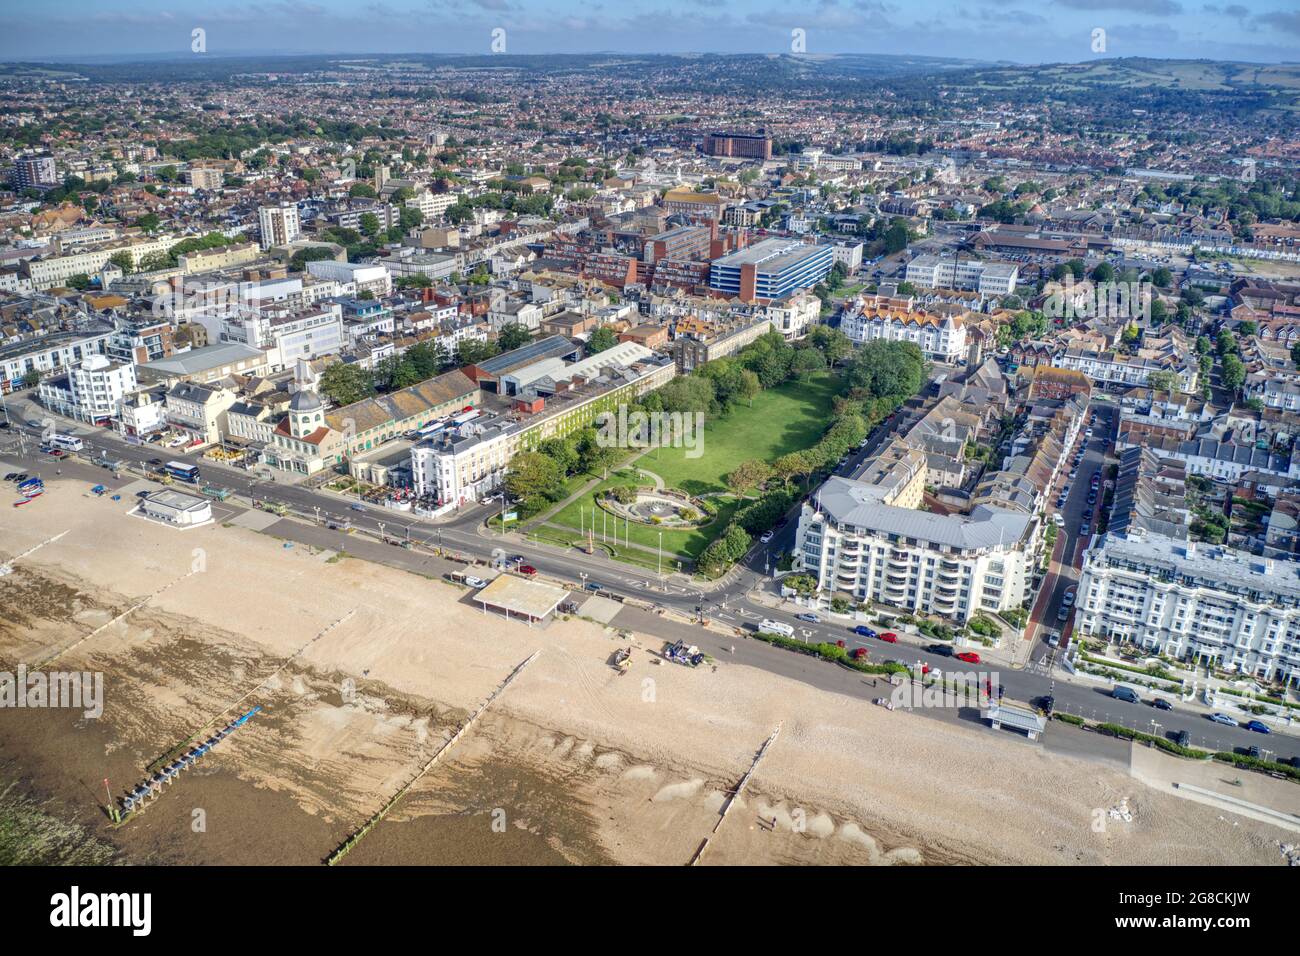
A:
[228, 508, 284, 532]
[578, 594, 623, 624]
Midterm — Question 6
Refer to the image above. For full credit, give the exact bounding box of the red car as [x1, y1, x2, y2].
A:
[518, 565, 537, 576]
[878, 632, 898, 643]
[955, 651, 981, 664]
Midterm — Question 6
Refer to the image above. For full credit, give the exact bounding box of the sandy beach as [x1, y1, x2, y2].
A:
[0, 478, 1292, 865]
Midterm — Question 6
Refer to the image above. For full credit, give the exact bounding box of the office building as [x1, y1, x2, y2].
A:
[702, 130, 773, 161]
[708, 238, 833, 302]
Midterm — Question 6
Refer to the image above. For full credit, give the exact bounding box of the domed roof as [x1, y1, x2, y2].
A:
[289, 387, 323, 413]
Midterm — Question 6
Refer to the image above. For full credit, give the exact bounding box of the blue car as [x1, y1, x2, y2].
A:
[1208, 713, 1237, 726]
[1245, 719, 1272, 735]
[853, 625, 876, 638]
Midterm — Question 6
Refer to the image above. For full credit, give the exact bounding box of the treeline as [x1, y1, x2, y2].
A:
[697, 338, 926, 577]
[317, 338, 501, 407]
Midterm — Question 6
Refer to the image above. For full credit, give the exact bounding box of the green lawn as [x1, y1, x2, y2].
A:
[545, 372, 841, 562]
[545, 471, 741, 561]
[639, 371, 841, 497]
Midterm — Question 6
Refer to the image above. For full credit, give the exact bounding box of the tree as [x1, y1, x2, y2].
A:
[772, 452, 810, 484]
[1152, 267, 1173, 289]
[1221, 353, 1246, 392]
[349, 183, 376, 198]
[791, 347, 825, 380]
[456, 339, 498, 367]
[358, 212, 381, 237]
[497, 323, 533, 351]
[108, 251, 134, 275]
[727, 459, 773, 497]
[537, 436, 579, 476]
[586, 326, 618, 354]
[1146, 370, 1181, 394]
[134, 212, 160, 233]
[806, 325, 853, 365]
[318, 362, 375, 407]
[505, 451, 564, 502]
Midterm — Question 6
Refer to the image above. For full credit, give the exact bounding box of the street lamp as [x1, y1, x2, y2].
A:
[314, 506, 320, 525]
[657, 531, 663, 590]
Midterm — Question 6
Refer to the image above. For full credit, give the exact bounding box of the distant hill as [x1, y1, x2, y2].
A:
[0, 52, 1295, 120]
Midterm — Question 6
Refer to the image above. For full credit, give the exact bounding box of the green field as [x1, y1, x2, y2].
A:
[637, 372, 840, 496]
[543, 372, 841, 562]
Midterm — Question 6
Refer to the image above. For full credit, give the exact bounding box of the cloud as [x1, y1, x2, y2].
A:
[1254, 11, 1300, 36]
[1053, 0, 1183, 14]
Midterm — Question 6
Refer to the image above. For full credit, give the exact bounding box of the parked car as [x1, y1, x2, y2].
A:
[1173, 730, 1191, 748]
[1057, 606, 1070, 622]
[955, 651, 981, 664]
[877, 632, 898, 643]
[1208, 712, 1237, 726]
[350, 503, 366, 512]
[1063, 588, 1075, 607]
[795, 612, 819, 623]
[927, 643, 954, 657]
[1111, 686, 1141, 704]
[759, 530, 775, 544]
[1246, 745, 1262, 759]
[1151, 698, 1173, 711]
[518, 565, 538, 576]
[1245, 719, 1272, 735]
[852, 625, 876, 638]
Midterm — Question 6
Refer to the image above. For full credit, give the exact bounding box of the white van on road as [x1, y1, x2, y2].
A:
[758, 619, 795, 637]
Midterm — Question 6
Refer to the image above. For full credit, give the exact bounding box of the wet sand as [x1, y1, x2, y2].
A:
[0, 479, 1293, 866]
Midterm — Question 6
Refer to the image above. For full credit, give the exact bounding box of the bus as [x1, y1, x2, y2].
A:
[164, 461, 200, 483]
[47, 434, 84, 452]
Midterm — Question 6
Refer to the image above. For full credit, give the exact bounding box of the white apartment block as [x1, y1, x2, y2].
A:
[841, 307, 968, 363]
[795, 471, 1034, 623]
[1078, 531, 1300, 686]
[407, 189, 460, 221]
[258, 203, 301, 250]
[1, 325, 115, 391]
[37, 354, 138, 424]
[306, 259, 391, 297]
[1055, 346, 1199, 393]
[905, 255, 1018, 296]
[762, 291, 820, 341]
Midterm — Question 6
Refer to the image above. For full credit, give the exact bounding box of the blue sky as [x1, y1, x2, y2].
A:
[1, 0, 1297, 63]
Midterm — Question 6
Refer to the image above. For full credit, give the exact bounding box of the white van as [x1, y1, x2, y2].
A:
[758, 619, 795, 637]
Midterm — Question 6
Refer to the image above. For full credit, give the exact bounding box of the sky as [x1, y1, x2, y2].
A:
[0, 0, 1297, 64]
